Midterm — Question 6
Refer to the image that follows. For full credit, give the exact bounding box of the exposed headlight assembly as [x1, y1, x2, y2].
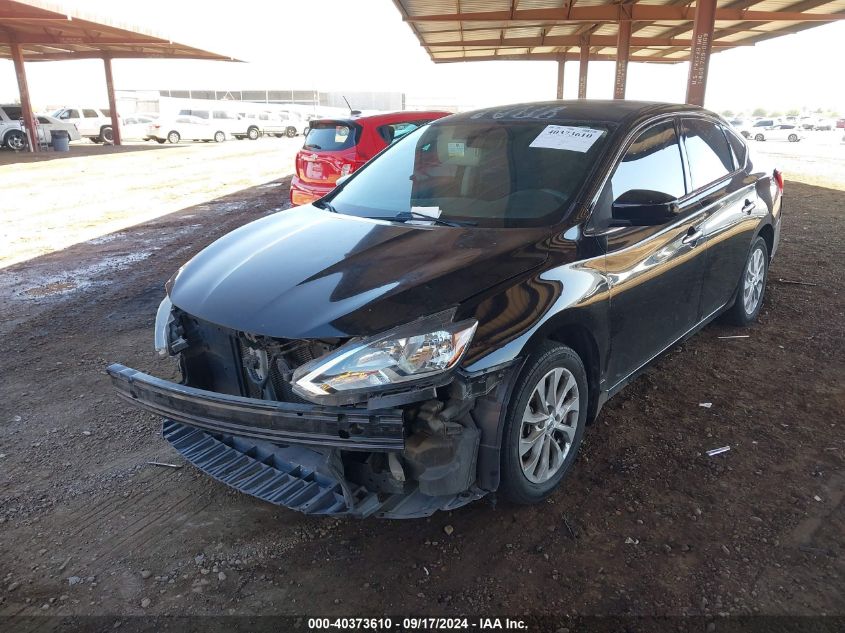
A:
[153, 296, 188, 356]
[154, 296, 175, 356]
[292, 311, 478, 405]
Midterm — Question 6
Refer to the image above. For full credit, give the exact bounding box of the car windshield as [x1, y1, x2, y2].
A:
[325, 119, 611, 228]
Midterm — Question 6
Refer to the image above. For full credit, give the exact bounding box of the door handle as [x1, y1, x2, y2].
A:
[742, 199, 757, 214]
[682, 226, 703, 246]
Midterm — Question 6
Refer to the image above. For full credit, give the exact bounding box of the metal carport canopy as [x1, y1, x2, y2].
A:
[392, 0, 845, 105]
[0, 0, 237, 152]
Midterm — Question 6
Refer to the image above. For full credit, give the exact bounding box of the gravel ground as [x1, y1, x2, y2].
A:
[0, 141, 842, 625]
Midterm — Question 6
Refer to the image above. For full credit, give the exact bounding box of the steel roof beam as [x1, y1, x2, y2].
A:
[404, 7, 845, 23]
[423, 35, 753, 48]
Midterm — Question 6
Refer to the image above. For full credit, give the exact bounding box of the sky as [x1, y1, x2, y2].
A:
[1, 0, 843, 115]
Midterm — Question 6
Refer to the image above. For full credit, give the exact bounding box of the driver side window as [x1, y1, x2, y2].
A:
[593, 120, 687, 227]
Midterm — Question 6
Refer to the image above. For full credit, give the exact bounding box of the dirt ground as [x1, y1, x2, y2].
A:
[0, 143, 843, 626]
[0, 138, 298, 268]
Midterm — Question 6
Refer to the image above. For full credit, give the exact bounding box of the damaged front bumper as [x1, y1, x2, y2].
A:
[107, 363, 487, 518]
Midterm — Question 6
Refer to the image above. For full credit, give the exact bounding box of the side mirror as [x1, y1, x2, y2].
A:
[611, 190, 680, 226]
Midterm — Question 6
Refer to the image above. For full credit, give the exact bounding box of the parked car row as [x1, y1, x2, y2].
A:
[1, 102, 312, 149]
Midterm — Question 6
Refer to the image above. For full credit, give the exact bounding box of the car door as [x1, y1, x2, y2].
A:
[591, 117, 707, 388]
[682, 119, 764, 317]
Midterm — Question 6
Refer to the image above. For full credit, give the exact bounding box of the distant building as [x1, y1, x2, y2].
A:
[115, 89, 405, 114]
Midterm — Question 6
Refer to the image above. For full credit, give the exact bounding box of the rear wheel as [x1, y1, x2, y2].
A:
[285, 126, 297, 138]
[725, 237, 769, 326]
[90, 136, 103, 144]
[4, 130, 26, 151]
[167, 131, 181, 144]
[500, 342, 588, 505]
[247, 126, 260, 140]
[100, 126, 114, 144]
[788, 133, 798, 142]
[214, 131, 226, 143]
[754, 133, 765, 141]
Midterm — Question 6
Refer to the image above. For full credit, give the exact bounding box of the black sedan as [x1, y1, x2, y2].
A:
[108, 101, 783, 518]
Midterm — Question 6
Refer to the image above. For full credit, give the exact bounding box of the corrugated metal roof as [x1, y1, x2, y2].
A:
[394, 0, 845, 63]
[0, 0, 236, 62]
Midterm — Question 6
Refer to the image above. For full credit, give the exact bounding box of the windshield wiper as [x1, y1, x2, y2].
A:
[303, 144, 321, 150]
[313, 199, 338, 213]
[390, 211, 476, 228]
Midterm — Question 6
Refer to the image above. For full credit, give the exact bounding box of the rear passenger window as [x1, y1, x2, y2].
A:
[722, 125, 747, 168]
[83, 109, 98, 118]
[682, 119, 734, 189]
[377, 122, 420, 144]
[610, 120, 686, 203]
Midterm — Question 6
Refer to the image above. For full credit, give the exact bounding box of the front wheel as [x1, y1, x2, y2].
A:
[247, 126, 260, 140]
[167, 131, 181, 144]
[788, 134, 798, 142]
[214, 131, 226, 143]
[285, 126, 297, 138]
[754, 133, 765, 141]
[499, 342, 588, 505]
[4, 130, 26, 151]
[725, 237, 769, 326]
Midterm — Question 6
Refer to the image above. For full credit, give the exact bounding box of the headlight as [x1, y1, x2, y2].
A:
[292, 312, 478, 404]
[154, 296, 175, 356]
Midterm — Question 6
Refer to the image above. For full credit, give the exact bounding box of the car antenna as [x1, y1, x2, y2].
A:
[343, 96, 361, 116]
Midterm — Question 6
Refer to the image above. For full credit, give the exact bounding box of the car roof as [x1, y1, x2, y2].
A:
[440, 100, 707, 127]
[311, 111, 450, 127]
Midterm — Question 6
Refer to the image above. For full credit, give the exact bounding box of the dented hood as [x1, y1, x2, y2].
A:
[168, 206, 548, 339]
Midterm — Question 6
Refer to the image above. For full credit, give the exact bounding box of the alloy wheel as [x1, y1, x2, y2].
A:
[519, 367, 579, 484]
[6, 132, 25, 151]
[743, 246, 766, 315]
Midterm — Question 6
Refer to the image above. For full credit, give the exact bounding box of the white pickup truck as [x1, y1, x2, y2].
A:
[51, 106, 115, 143]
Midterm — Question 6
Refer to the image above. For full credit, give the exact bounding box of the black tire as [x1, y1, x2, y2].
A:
[100, 126, 114, 144]
[247, 126, 260, 140]
[499, 342, 588, 505]
[167, 131, 180, 144]
[724, 236, 769, 326]
[213, 131, 226, 143]
[90, 137, 103, 144]
[754, 133, 765, 141]
[156, 138, 166, 144]
[285, 126, 297, 138]
[4, 129, 26, 151]
[788, 134, 798, 142]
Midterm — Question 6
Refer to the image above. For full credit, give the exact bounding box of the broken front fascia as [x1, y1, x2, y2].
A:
[125, 299, 518, 517]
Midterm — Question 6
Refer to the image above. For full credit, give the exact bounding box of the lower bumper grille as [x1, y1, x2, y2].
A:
[162, 420, 486, 519]
[163, 420, 382, 517]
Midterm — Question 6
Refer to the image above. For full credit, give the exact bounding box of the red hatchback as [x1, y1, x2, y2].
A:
[290, 110, 450, 206]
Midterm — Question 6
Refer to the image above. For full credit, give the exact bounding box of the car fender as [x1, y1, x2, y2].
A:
[460, 244, 611, 492]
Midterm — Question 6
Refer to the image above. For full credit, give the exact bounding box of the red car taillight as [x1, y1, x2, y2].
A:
[773, 169, 784, 193]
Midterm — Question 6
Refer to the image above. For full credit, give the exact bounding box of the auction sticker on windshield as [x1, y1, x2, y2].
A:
[529, 125, 604, 152]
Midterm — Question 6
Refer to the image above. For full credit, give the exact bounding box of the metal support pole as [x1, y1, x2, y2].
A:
[11, 41, 38, 153]
[556, 54, 566, 99]
[686, 0, 717, 106]
[614, 18, 632, 99]
[103, 57, 122, 145]
[578, 35, 590, 99]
